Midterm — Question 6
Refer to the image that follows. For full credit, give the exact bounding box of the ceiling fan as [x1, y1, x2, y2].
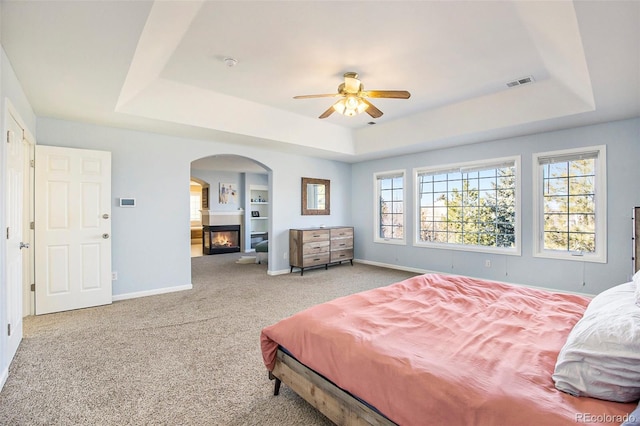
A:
[293, 72, 411, 119]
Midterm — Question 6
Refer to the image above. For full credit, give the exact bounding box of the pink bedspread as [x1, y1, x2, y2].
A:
[261, 273, 636, 425]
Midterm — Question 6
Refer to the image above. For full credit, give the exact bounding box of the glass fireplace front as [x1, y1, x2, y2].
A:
[203, 225, 241, 255]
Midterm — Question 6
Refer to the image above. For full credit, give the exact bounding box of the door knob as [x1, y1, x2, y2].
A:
[102, 214, 110, 219]
[102, 233, 110, 239]
[19, 242, 30, 249]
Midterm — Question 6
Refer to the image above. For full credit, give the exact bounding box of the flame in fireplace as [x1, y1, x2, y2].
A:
[213, 231, 236, 247]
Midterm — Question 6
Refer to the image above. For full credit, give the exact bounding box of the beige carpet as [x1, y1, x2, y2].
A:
[0, 254, 416, 425]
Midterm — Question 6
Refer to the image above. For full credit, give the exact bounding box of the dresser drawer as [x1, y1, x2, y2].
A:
[302, 229, 330, 243]
[303, 253, 330, 267]
[331, 238, 353, 251]
[303, 240, 330, 255]
[330, 227, 353, 239]
[331, 249, 353, 262]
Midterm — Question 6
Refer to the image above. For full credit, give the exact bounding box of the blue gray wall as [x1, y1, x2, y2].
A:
[351, 118, 640, 295]
[36, 117, 353, 297]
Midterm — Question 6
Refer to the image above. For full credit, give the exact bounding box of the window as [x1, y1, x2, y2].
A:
[190, 182, 202, 225]
[415, 157, 520, 254]
[374, 170, 405, 244]
[533, 146, 606, 262]
[190, 194, 201, 222]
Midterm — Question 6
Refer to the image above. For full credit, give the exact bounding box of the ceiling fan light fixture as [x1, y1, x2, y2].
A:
[333, 95, 368, 117]
[294, 72, 409, 119]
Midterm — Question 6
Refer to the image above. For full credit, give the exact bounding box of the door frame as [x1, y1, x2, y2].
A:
[5, 101, 35, 316]
[1, 99, 36, 391]
[22, 120, 35, 316]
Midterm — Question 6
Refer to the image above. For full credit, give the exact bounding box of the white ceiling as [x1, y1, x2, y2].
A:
[1, 0, 638, 163]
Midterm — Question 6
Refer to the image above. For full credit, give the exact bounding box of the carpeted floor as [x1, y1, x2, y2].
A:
[0, 254, 416, 425]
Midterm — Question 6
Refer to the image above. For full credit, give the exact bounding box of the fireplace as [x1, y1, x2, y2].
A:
[203, 225, 241, 255]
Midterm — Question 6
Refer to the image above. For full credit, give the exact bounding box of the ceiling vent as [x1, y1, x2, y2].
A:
[506, 76, 535, 88]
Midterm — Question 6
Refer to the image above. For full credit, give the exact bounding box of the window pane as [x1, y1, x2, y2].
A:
[190, 194, 201, 221]
[544, 177, 568, 196]
[544, 213, 568, 232]
[570, 159, 594, 177]
[544, 196, 568, 214]
[417, 160, 517, 249]
[569, 176, 594, 195]
[540, 154, 600, 254]
[380, 189, 392, 203]
[377, 174, 404, 241]
[569, 233, 595, 252]
[545, 231, 568, 250]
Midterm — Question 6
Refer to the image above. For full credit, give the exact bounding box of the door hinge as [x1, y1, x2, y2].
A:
[30, 283, 35, 292]
[30, 221, 35, 230]
[7, 324, 10, 336]
[6, 130, 11, 144]
[30, 159, 35, 168]
[6, 227, 9, 239]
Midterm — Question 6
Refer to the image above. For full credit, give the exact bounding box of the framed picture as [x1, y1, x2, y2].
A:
[219, 183, 238, 204]
[251, 211, 260, 217]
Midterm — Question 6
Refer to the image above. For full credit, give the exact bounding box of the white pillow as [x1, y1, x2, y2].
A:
[553, 282, 640, 402]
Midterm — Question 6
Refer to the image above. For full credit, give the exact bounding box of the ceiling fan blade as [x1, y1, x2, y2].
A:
[319, 104, 336, 119]
[293, 94, 341, 99]
[361, 90, 411, 99]
[361, 99, 383, 118]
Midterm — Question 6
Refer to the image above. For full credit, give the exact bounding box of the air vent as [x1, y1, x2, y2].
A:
[506, 75, 535, 88]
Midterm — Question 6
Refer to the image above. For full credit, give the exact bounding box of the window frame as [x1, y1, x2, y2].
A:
[413, 156, 521, 255]
[532, 145, 607, 263]
[189, 190, 202, 226]
[374, 169, 406, 245]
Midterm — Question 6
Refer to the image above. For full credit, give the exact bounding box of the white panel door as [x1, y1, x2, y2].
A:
[35, 146, 112, 315]
[5, 113, 26, 360]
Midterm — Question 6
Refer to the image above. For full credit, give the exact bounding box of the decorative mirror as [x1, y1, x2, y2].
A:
[301, 177, 330, 215]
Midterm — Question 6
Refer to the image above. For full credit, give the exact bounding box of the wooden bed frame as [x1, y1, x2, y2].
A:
[269, 348, 396, 426]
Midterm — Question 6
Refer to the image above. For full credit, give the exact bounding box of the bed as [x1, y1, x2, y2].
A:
[261, 273, 639, 425]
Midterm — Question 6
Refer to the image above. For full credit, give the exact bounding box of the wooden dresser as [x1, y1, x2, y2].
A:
[289, 227, 354, 275]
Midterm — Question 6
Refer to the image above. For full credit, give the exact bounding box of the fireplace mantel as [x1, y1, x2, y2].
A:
[201, 210, 243, 226]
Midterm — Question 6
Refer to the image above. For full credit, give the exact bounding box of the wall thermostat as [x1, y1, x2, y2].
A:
[119, 198, 136, 207]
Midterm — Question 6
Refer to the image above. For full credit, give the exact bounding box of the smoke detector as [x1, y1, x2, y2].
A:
[223, 57, 238, 67]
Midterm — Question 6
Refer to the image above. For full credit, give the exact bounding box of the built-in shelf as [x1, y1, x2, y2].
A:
[250, 185, 269, 249]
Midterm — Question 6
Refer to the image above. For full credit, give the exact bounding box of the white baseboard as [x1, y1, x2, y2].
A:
[353, 259, 435, 275]
[354, 259, 594, 296]
[0, 366, 8, 392]
[268, 268, 290, 276]
[112, 284, 193, 302]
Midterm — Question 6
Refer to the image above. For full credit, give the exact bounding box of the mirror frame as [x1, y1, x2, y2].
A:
[301, 177, 330, 215]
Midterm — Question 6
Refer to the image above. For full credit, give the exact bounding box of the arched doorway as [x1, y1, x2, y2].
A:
[190, 155, 271, 267]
